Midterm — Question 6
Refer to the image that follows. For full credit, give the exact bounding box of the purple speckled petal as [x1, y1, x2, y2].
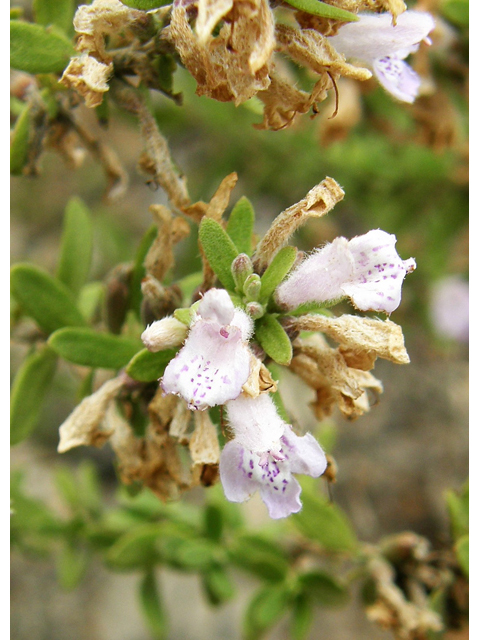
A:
[373, 56, 421, 103]
[161, 320, 251, 410]
[342, 229, 416, 314]
[281, 426, 327, 477]
[219, 440, 258, 502]
[259, 472, 303, 519]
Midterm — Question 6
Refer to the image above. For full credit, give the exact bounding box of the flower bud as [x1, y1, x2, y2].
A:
[231, 253, 254, 292]
[243, 274, 262, 301]
[245, 301, 265, 319]
[141, 316, 188, 352]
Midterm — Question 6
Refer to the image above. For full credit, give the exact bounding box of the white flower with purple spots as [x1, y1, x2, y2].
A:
[329, 10, 435, 103]
[161, 289, 253, 410]
[275, 229, 416, 314]
[220, 394, 327, 519]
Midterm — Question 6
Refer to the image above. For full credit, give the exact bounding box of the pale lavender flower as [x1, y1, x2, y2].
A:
[161, 289, 253, 410]
[430, 276, 469, 342]
[220, 394, 327, 519]
[329, 10, 435, 103]
[275, 229, 416, 314]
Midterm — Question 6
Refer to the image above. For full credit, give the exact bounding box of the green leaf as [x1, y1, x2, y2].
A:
[56, 542, 89, 591]
[77, 282, 105, 322]
[203, 503, 224, 542]
[226, 196, 255, 256]
[10, 104, 31, 176]
[161, 538, 220, 571]
[11, 263, 87, 334]
[48, 327, 141, 369]
[255, 314, 293, 365]
[445, 482, 469, 540]
[33, 0, 75, 34]
[198, 218, 239, 290]
[244, 583, 292, 640]
[440, 0, 469, 26]
[455, 535, 468, 577]
[129, 224, 157, 318]
[106, 523, 163, 570]
[57, 197, 94, 296]
[290, 594, 314, 640]
[139, 570, 168, 640]
[281, 0, 358, 21]
[229, 534, 290, 582]
[125, 347, 177, 382]
[292, 491, 358, 553]
[10, 21, 75, 74]
[260, 246, 297, 301]
[297, 571, 349, 607]
[201, 564, 236, 606]
[119, 0, 171, 8]
[10, 346, 57, 445]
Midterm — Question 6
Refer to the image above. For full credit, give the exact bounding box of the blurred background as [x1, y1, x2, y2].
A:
[11, 0, 468, 638]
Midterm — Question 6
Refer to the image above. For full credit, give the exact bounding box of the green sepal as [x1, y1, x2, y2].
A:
[10, 104, 31, 176]
[297, 571, 349, 607]
[198, 218, 239, 290]
[56, 197, 94, 296]
[139, 570, 168, 639]
[292, 489, 358, 553]
[118, 0, 171, 8]
[48, 327, 142, 369]
[281, 0, 358, 21]
[126, 348, 178, 382]
[174, 306, 195, 325]
[10, 21, 75, 74]
[255, 314, 293, 365]
[260, 246, 297, 301]
[226, 196, 255, 256]
[11, 263, 87, 334]
[10, 346, 57, 445]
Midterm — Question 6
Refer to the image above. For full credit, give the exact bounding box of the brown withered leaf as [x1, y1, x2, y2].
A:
[196, 0, 234, 44]
[253, 177, 344, 272]
[144, 205, 190, 282]
[169, 399, 192, 444]
[275, 24, 372, 82]
[291, 314, 410, 366]
[60, 54, 113, 108]
[242, 354, 278, 397]
[164, 1, 274, 105]
[189, 411, 220, 466]
[57, 376, 124, 453]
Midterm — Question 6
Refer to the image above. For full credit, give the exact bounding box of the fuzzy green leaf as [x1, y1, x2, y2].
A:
[48, 327, 141, 369]
[10, 21, 75, 74]
[125, 348, 178, 382]
[10, 346, 57, 445]
[10, 104, 31, 176]
[244, 583, 292, 640]
[11, 263, 87, 334]
[292, 491, 358, 553]
[198, 218, 239, 290]
[282, 0, 358, 21]
[57, 197, 94, 296]
[33, 0, 75, 34]
[139, 570, 168, 639]
[226, 196, 255, 256]
[229, 534, 290, 582]
[260, 246, 297, 301]
[201, 564, 236, 606]
[255, 315, 292, 365]
[106, 524, 163, 571]
[297, 571, 349, 607]
[119, 0, 171, 8]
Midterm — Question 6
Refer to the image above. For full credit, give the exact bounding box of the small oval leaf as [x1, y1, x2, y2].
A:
[260, 246, 297, 301]
[10, 104, 31, 176]
[106, 524, 163, 571]
[282, 0, 358, 21]
[57, 197, 94, 296]
[297, 571, 349, 607]
[10, 21, 75, 74]
[255, 315, 293, 365]
[198, 218, 239, 290]
[226, 196, 255, 256]
[139, 570, 168, 639]
[244, 583, 292, 640]
[126, 348, 178, 382]
[10, 346, 57, 445]
[11, 263, 87, 334]
[48, 327, 142, 369]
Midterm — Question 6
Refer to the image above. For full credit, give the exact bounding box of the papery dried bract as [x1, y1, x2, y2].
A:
[61, 55, 113, 108]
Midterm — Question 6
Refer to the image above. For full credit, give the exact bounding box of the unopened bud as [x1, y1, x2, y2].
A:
[231, 253, 254, 292]
[141, 316, 188, 352]
[246, 301, 265, 319]
[243, 274, 262, 302]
